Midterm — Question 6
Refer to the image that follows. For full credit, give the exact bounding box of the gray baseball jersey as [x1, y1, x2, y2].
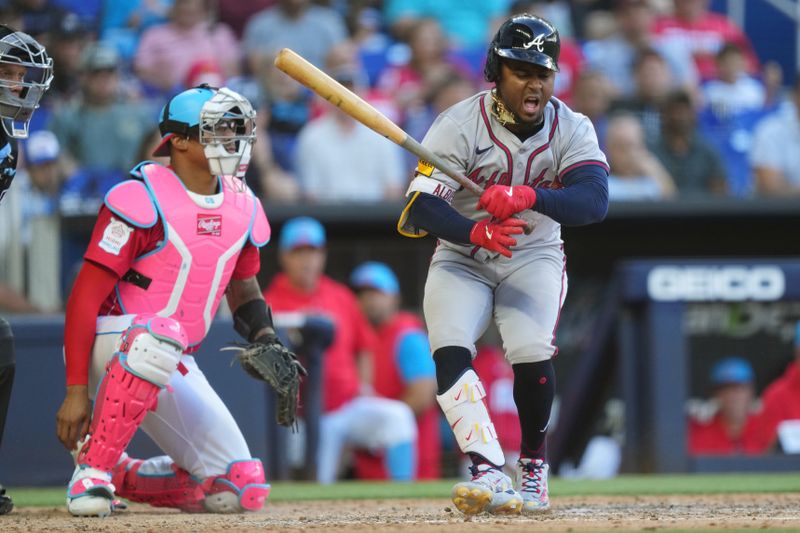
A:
[400, 90, 607, 259]
[401, 91, 607, 362]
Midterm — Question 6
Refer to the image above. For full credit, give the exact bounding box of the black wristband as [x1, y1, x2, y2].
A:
[233, 299, 274, 342]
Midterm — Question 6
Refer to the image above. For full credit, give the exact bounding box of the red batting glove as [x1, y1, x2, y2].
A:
[469, 218, 527, 258]
[477, 185, 537, 220]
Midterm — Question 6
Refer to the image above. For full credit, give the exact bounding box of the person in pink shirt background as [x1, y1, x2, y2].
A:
[134, 0, 240, 93]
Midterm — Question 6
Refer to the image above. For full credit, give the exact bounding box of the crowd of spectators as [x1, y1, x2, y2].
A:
[0, 0, 799, 313]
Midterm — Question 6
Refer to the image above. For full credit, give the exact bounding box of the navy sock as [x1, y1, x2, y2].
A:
[433, 346, 472, 394]
[513, 360, 556, 460]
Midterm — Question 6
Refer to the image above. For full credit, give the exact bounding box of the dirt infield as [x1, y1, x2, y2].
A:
[4, 493, 799, 532]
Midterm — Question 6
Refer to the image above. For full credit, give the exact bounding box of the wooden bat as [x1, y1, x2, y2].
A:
[273, 48, 535, 234]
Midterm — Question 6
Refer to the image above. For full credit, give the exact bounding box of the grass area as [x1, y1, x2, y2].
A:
[9, 472, 800, 507]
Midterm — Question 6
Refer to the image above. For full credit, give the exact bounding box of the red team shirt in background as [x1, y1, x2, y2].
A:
[687, 413, 767, 455]
[355, 312, 441, 480]
[84, 206, 261, 315]
[750, 363, 800, 452]
[263, 273, 375, 412]
[651, 12, 759, 80]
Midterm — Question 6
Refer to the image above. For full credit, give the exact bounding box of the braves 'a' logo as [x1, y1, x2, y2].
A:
[522, 34, 546, 52]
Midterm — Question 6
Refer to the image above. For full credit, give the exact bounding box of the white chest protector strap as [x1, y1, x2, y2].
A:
[436, 369, 505, 466]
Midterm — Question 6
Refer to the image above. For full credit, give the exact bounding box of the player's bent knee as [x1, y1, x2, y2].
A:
[204, 459, 270, 513]
[118, 314, 188, 387]
[380, 401, 417, 444]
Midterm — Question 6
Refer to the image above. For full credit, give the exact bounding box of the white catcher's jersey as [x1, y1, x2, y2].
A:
[400, 91, 607, 259]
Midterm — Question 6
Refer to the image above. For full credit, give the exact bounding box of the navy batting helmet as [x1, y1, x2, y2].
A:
[484, 14, 560, 82]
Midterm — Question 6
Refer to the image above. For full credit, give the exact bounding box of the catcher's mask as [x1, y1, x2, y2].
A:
[484, 13, 560, 83]
[0, 25, 53, 139]
[154, 84, 257, 183]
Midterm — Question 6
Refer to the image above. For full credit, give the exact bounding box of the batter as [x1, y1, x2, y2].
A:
[398, 13, 609, 516]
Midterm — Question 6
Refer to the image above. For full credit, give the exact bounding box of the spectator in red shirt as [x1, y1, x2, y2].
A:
[688, 356, 768, 455]
[350, 261, 440, 480]
[750, 322, 800, 453]
[651, 0, 758, 81]
[263, 217, 418, 483]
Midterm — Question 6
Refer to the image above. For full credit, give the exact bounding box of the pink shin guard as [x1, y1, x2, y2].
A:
[78, 315, 186, 473]
[77, 356, 162, 472]
[112, 458, 206, 512]
[206, 460, 271, 512]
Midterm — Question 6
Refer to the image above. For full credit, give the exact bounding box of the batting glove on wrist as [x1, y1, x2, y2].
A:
[469, 218, 527, 258]
[477, 185, 537, 220]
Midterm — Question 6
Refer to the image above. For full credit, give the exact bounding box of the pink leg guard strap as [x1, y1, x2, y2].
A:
[112, 457, 206, 513]
[206, 459, 271, 512]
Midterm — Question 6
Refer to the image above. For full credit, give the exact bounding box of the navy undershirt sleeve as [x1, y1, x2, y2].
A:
[406, 193, 474, 244]
[532, 164, 609, 226]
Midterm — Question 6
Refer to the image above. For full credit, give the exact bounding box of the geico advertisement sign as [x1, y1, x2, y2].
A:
[647, 266, 785, 301]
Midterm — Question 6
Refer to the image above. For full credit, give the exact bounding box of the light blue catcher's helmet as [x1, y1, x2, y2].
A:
[153, 83, 256, 179]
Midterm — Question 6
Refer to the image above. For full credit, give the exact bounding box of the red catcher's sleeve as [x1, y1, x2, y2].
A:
[64, 261, 121, 386]
[232, 241, 261, 280]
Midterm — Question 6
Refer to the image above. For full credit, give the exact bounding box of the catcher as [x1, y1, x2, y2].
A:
[54, 84, 304, 517]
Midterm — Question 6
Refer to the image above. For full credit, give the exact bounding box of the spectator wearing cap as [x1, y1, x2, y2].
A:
[48, 42, 153, 190]
[687, 356, 768, 455]
[0, 130, 65, 312]
[350, 261, 439, 480]
[45, 11, 91, 109]
[263, 217, 418, 484]
[295, 49, 405, 203]
[134, 0, 240, 95]
[749, 323, 800, 453]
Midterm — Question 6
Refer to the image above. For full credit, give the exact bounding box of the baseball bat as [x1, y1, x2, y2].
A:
[273, 48, 535, 234]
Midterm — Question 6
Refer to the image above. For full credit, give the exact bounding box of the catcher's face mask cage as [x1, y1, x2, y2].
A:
[199, 87, 256, 185]
[0, 27, 53, 139]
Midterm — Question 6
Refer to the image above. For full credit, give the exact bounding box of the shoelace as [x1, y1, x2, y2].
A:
[468, 465, 488, 480]
[520, 462, 544, 494]
[469, 464, 504, 487]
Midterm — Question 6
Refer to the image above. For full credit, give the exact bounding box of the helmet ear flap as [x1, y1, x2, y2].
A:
[484, 50, 499, 83]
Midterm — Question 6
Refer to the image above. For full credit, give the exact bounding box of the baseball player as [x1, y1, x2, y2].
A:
[0, 24, 52, 515]
[55, 85, 289, 517]
[397, 14, 609, 515]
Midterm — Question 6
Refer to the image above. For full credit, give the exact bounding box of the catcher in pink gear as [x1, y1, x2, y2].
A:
[56, 85, 282, 517]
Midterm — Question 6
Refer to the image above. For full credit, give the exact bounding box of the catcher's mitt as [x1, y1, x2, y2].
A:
[226, 333, 307, 428]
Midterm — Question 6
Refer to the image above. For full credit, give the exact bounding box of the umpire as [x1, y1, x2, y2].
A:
[0, 25, 53, 514]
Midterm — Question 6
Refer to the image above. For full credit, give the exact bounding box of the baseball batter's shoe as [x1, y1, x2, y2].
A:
[515, 458, 550, 513]
[0, 483, 12, 515]
[451, 463, 522, 515]
[66, 465, 116, 517]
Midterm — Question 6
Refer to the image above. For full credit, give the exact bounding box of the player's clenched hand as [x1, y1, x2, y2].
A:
[477, 185, 537, 220]
[56, 385, 91, 451]
[469, 218, 527, 258]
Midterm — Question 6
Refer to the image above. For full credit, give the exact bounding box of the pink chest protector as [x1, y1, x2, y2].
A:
[105, 163, 271, 347]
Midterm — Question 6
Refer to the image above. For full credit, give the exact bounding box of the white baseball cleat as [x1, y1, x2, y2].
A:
[515, 458, 550, 513]
[451, 463, 522, 515]
[66, 465, 116, 517]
